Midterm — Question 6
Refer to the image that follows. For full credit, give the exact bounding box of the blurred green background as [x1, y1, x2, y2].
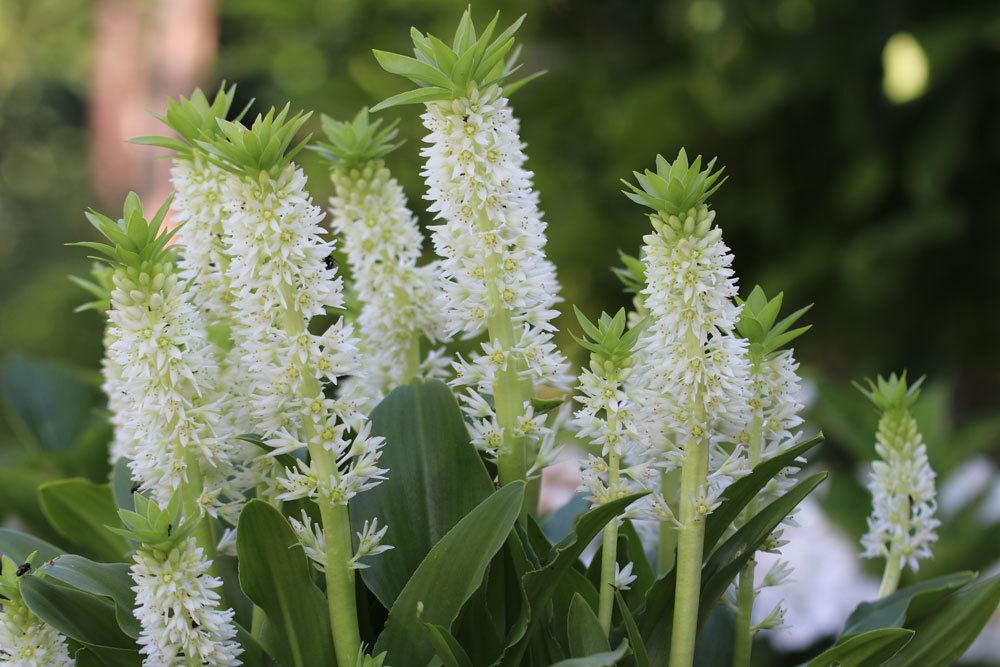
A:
[1, 0, 998, 661]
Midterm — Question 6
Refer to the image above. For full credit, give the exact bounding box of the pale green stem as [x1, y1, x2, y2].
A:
[403, 332, 422, 383]
[669, 332, 709, 667]
[733, 407, 764, 667]
[180, 450, 218, 577]
[657, 469, 680, 576]
[281, 283, 361, 666]
[598, 448, 621, 633]
[878, 551, 903, 598]
[480, 217, 535, 510]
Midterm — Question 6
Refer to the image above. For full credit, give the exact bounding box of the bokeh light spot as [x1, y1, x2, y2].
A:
[882, 32, 929, 104]
[688, 0, 725, 34]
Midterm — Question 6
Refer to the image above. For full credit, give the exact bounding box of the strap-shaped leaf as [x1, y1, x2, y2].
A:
[36, 554, 139, 639]
[842, 571, 976, 635]
[374, 482, 524, 665]
[349, 379, 496, 609]
[236, 499, 334, 667]
[549, 640, 630, 667]
[807, 628, 914, 667]
[567, 593, 610, 658]
[0, 527, 64, 563]
[21, 575, 136, 652]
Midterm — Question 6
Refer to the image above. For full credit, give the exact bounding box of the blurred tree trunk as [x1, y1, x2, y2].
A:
[89, 0, 217, 212]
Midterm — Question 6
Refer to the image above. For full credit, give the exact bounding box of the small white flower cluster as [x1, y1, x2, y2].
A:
[219, 162, 386, 506]
[104, 246, 249, 521]
[289, 512, 393, 572]
[420, 86, 570, 459]
[0, 597, 74, 667]
[131, 537, 242, 666]
[747, 350, 806, 501]
[633, 206, 753, 510]
[860, 378, 939, 572]
[329, 158, 446, 399]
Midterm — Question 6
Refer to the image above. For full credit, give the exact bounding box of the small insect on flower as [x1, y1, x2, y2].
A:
[15, 563, 30, 577]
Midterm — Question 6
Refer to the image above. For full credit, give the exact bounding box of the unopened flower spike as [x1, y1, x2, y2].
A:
[0, 553, 74, 666]
[371, 8, 543, 110]
[312, 107, 404, 167]
[856, 371, 938, 598]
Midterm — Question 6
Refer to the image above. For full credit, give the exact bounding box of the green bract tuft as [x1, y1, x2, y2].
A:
[68, 262, 115, 314]
[736, 285, 812, 360]
[572, 306, 645, 369]
[312, 107, 403, 168]
[854, 371, 925, 412]
[108, 492, 199, 551]
[130, 83, 244, 159]
[198, 104, 312, 177]
[70, 192, 177, 270]
[371, 8, 542, 111]
[622, 148, 727, 217]
[611, 250, 646, 296]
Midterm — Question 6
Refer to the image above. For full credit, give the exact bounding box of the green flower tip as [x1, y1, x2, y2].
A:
[736, 285, 812, 358]
[0, 551, 37, 599]
[371, 8, 543, 111]
[108, 491, 200, 551]
[622, 148, 727, 217]
[198, 103, 313, 177]
[854, 371, 925, 412]
[312, 107, 403, 168]
[131, 83, 246, 158]
[572, 306, 645, 369]
[70, 192, 177, 270]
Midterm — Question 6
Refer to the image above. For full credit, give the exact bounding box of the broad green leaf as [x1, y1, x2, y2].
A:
[37, 554, 139, 639]
[423, 622, 474, 667]
[699, 473, 827, 628]
[505, 493, 647, 665]
[704, 433, 824, 553]
[236, 499, 334, 667]
[808, 628, 914, 667]
[374, 482, 524, 666]
[567, 593, 610, 658]
[1, 354, 99, 452]
[350, 380, 495, 608]
[615, 592, 649, 667]
[0, 527, 64, 563]
[638, 473, 826, 665]
[38, 479, 130, 561]
[842, 571, 976, 634]
[884, 574, 1000, 667]
[20, 575, 136, 652]
[549, 640, 630, 667]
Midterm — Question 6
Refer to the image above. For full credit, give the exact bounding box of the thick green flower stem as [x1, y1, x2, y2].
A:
[878, 551, 903, 598]
[657, 469, 680, 576]
[598, 450, 621, 633]
[669, 433, 710, 667]
[732, 411, 764, 667]
[281, 287, 361, 665]
[484, 246, 537, 514]
[404, 333, 422, 383]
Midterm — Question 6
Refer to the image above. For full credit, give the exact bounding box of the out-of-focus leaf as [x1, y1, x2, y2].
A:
[549, 640, 629, 667]
[567, 593, 609, 658]
[842, 571, 976, 634]
[38, 478, 130, 561]
[0, 527, 64, 563]
[37, 554, 139, 639]
[807, 628, 914, 667]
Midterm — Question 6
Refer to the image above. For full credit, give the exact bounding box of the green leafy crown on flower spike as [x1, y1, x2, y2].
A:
[370, 8, 544, 111]
[623, 148, 728, 217]
[0, 551, 37, 600]
[198, 104, 312, 177]
[572, 306, 645, 369]
[68, 262, 115, 313]
[70, 192, 178, 270]
[108, 492, 200, 551]
[130, 83, 246, 159]
[312, 107, 404, 168]
[736, 285, 812, 360]
[854, 371, 925, 412]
